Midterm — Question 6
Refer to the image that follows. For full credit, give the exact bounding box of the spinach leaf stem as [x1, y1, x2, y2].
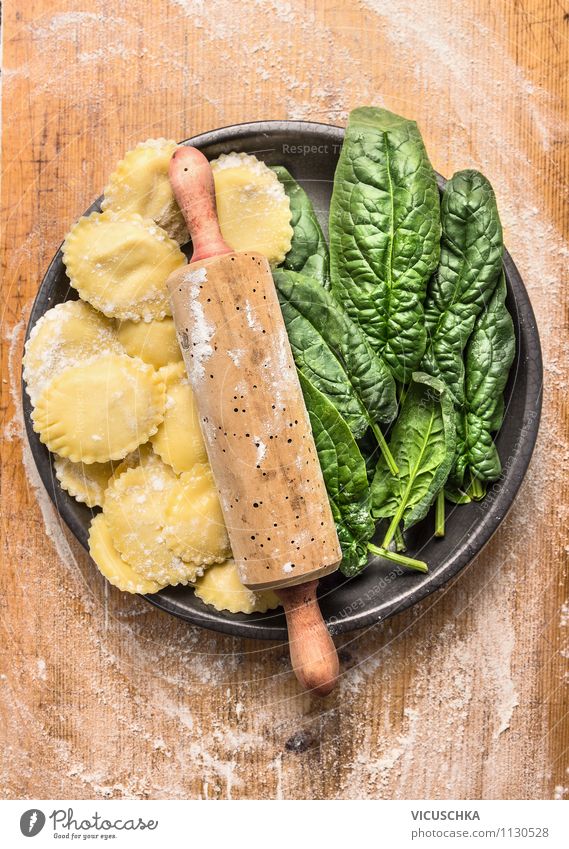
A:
[370, 420, 399, 476]
[394, 525, 406, 552]
[435, 490, 445, 537]
[367, 543, 428, 573]
[469, 474, 485, 500]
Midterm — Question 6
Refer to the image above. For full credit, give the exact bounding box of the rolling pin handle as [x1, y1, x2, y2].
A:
[277, 581, 339, 696]
[169, 146, 233, 263]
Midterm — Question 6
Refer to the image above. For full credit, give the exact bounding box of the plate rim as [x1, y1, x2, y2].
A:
[22, 119, 543, 639]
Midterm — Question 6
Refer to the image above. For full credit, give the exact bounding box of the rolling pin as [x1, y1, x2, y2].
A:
[166, 147, 342, 695]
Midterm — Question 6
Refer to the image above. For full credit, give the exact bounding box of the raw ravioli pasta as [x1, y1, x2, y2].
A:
[88, 513, 165, 594]
[32, 353, 166, 463]
[151, 361, 207, 473]
[62, 211, 186, 321]
[23, 299, 122, 404]
[116, 316, 183, 369]
[108, 441, 158, 483]
[164, 463, 230, 565]
[211, 152, 293, 265]
[54, 456, 114, 507]
[104, 461, 203, 585]
[102, 139, 188, 244]
[194, 558, 280, 614]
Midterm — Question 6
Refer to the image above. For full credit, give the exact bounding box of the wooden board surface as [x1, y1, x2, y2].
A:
[1, 0, 567, 800]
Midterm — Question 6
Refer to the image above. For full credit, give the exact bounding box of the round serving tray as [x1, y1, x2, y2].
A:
[23, 120, 543, 639]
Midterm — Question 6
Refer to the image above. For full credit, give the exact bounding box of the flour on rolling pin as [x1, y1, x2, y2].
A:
[168, 253, 342, 591]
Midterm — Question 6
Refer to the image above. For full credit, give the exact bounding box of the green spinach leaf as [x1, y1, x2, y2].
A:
[298, 371, 375, 576]
[444, 484, 472, 504]
[329, 106, 441, 383]
[451, 273, 515, 485]
[271, 165, 329, 286]
[274, 269, 397, 438]
[422, 170, 504, 405]
[371, 373, 456, 544]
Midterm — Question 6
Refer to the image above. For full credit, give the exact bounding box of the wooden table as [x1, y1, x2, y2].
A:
[1, 0, 567, 800]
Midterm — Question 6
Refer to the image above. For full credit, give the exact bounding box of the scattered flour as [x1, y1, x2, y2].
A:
[227, 349, 244, 367]
[253, 436, 267, 465]
[179, 267, 213, 382]
[244, 300, 261, 332]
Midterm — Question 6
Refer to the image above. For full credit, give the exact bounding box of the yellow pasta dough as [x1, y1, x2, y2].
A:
[54, 456, 114, 508]
[88, 513, 165, 594]
[164, 463, 230, 566]
[104, 462, 203, 585]
[194, 558, 280, 614]
[102, 139, 188, 244]
[150, 361, 207, 473]
[23, 299, 123, 404]
[108, 441, 158, 483]
[116, 316, 183, 369]
[211, 152, 293, 265]
[32, 353, 166, 463]
[62, 210, 186, 321]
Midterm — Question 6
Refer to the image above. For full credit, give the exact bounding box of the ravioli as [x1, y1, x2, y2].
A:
[194, 558, 281, 614]
[23, 299, 122, 404]
[150, 361, 207, 473]
[25, 145, 298, 609]
[116, 316, 183, 369]
[211, 152, 293, 265]
[88, 513, 166, 594]
[54, 456, 114, 508]
[62, 211, 186, 322]
[104, 461, 204, 586]
[164, 463, 231, 565]
[102, 138, 188, 244]
[108, 441, 158, 484]
[32, 353, 166, 463]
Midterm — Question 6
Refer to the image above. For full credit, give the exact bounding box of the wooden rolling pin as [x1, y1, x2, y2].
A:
[166, 146, 342, 695]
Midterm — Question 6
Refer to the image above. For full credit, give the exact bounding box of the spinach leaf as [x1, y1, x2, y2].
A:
[329, 106, 441, 383]
[357, 429, 383, 483]
[271, 165, 329, 286]
[451, 273, 515, 485]
[371, 373, 456, 545]
[422, 170, 504, 405]
[298, 371, 375, 576]
[274, 269, 397, 438]
[444, 484, 472, 504]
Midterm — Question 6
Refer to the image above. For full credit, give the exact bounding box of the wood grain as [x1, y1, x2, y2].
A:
[1, 0, 567, 800]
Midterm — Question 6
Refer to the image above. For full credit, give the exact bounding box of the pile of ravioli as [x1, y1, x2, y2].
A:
[24, 139, 294, 615]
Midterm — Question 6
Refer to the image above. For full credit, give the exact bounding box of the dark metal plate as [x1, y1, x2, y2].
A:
[22, 121, 543, 639]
